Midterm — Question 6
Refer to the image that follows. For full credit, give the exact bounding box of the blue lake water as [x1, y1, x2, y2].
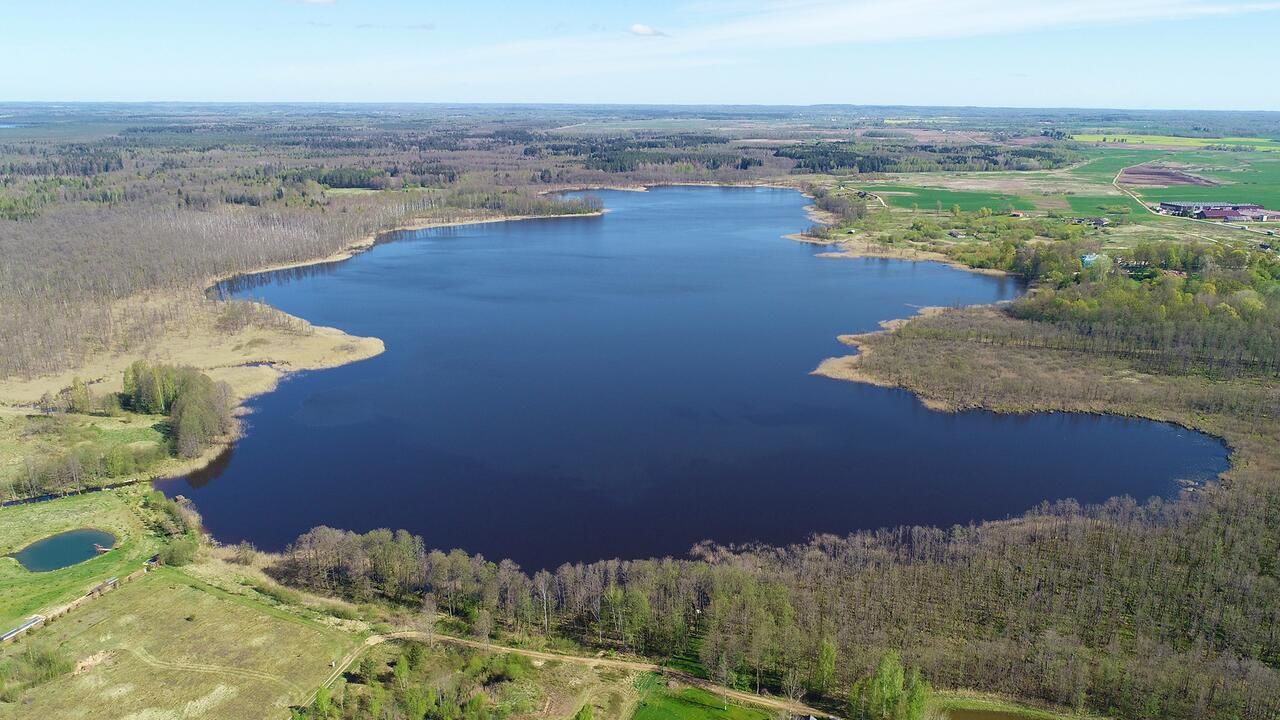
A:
[12, 529, 116, 572]
[158, 187, 1227, 569]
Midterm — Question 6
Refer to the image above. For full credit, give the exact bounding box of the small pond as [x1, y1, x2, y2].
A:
[11, 529, 116, 572]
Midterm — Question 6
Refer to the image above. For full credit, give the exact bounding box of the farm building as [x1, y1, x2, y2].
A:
[1196, 208, 1245, 221]
[1159, 201, 1261, 217]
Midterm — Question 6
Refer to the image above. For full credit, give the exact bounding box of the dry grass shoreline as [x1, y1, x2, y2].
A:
[0, 210, 607, 497]
[205, 210, 607, 289]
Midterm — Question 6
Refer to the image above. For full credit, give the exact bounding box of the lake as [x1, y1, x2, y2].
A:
[159, 186, 1227, 569]
[11, 529, 116, 572]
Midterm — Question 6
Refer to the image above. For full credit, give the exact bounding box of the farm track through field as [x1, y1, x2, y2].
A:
[125, 645, 303, 692]
[303, 631, 833, 719]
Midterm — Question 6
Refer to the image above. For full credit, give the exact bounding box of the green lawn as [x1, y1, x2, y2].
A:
[1064, 195, 1148, 216]
[632, 679, 773, 720]
[864, 184, 1037, 213]
[0, 491, 160, 630]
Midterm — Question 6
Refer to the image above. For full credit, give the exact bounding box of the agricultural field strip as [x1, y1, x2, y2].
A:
[1072, 134, 1280, 151]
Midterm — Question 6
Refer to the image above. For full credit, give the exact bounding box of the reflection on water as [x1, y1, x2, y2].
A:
[12, 529, 116, 572]
[160, 186, 1227, 569]
[183, 446, 235, 490]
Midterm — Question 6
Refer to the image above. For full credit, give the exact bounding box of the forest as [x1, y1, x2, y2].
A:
[944, 231, 1280, 376]
[268, 474, 1278, 720]
[776, 143, 1078, 174]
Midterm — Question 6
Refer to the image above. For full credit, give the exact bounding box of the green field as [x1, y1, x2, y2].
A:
[1127, 157, 1280, 209]
[865, 184, 1037, 212]
[1065, 195, 1148, 216]
[0, 491, 160, 630]
[1072, 134, 1280, 151]
[1068, 150, 1169, 182]
[632, 675, 773, 720]
[0, 567, 357, 719]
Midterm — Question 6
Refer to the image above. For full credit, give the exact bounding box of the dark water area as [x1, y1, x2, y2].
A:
[159, 187, 1227, 569]
[12, 529, 116, 572]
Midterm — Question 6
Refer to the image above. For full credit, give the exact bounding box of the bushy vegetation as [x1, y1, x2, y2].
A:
[0, 642, 74, 702]
[142, 490, 200, 538]
[293, 643, 535, 720]
[944, 232, 1280, 376]
[848, 653, 928, 720]
[8, 364, 232, 500]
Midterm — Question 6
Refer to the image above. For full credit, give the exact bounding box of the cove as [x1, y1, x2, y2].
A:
[158, 187, 1227, 569]
[11, 529, 116, 572]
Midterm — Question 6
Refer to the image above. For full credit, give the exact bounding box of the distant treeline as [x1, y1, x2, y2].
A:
[777, 143, 1077, 173]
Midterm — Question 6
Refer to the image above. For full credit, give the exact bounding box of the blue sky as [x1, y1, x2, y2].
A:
[3, 0, 1279, 110]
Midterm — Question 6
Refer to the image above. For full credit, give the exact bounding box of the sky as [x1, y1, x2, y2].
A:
[3, 0, 1280, 110]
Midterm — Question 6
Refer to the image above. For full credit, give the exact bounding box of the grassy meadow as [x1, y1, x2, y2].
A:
[0, 566, 357, 719]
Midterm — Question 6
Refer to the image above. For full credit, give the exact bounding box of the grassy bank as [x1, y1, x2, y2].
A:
[0, 490, 160, 631]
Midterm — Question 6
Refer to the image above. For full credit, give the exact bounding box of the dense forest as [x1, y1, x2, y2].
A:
[941, 230, 1280, 376]
[777, 142, 1078, 174]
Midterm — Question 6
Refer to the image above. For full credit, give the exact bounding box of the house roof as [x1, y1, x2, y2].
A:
[1163, 201, 1261, 210]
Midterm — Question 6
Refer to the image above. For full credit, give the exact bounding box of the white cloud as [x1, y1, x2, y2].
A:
[629, 23, 668, 37]
[268, 0, 1280, 105]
